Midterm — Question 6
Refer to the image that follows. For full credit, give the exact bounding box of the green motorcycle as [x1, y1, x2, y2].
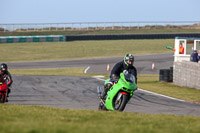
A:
[97, 70, 137, 111]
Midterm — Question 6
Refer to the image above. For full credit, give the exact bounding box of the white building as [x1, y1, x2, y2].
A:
[174, 37, 200, 62]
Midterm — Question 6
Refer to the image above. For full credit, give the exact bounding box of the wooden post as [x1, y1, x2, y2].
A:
[71, 23, 74, 31]
[27, 24, 29, 31]
[49, 24, 51, 31]
[96, 23, 98, 30]
[12, 24, 14, 32]
[4, 25, 6, 32]
[87, 23, 89, 31]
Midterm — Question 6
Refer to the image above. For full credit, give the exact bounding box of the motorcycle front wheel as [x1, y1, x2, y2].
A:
[114, 94, 128, 111]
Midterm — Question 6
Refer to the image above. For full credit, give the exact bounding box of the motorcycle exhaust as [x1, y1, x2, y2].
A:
[97, 86, 105, 105]
[97, 86, 102, 97]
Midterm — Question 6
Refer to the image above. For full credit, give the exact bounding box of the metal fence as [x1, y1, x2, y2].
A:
[0, 21, 200, 32]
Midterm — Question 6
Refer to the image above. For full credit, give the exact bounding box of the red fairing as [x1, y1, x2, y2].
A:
[0, 77, 8, 103]
[7, 81, 12, 86]
[0, 83, 8, 91]
[120, 92, 128, 95]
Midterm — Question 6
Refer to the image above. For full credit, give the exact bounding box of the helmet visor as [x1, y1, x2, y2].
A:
[127, 59, 133, 65]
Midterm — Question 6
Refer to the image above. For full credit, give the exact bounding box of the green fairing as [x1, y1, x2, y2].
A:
[104, 79, 110, 85]
[104, 72, 137, 110]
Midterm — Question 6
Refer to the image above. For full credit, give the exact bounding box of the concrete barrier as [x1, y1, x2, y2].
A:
[65, 33, 200, 41]
[173, 61, 200, 90]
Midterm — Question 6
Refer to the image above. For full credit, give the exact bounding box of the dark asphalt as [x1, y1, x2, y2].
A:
[8, 75, 200, 116]
[5, 53, 200, 116]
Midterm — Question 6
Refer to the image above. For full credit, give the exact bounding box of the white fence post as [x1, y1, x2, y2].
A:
[87, 23, 89, 31]
[0, 21, 200, 32]
[72, 23, 74, 30]
[49, 24, 51, 31]
[4, 25, 6, 32]
[12, 24, 14, 32]
[96, 23, 98, 30]
[34, 24, 36, 31]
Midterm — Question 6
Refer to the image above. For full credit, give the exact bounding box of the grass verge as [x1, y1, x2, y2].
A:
[137, 75, 200, 103]
[0, 39, 174, 62]
[9, 68, 106, 77]
[0, 104, 200, 133]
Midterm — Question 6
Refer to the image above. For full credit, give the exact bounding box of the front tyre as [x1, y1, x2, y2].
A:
[0, 95, 2, 103]
[0, 95, 5, 103]
[114, 94, 128, 111]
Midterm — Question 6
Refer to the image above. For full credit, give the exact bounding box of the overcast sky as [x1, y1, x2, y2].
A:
[1, 0, 200, 23]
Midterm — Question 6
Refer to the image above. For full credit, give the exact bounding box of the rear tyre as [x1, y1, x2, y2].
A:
[114, 94, 128, 111]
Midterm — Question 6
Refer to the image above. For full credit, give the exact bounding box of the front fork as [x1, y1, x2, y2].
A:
[116, 91, 129, 103]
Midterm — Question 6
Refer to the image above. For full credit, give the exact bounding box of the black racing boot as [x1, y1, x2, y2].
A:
[7, 88, 11, 97]
[101, 83, 112, 100]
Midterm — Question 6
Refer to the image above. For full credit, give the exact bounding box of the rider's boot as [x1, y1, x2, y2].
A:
[7, 88, 11, 97]
[101, 83, 112, 100]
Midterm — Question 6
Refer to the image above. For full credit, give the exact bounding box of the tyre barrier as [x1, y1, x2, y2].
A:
[169, 67, 173, 82]
[159, 68, 173, 82]
[65, 33, 200, 41]
[0, 35, 65, 43]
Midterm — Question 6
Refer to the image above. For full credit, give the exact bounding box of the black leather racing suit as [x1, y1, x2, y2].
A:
[102, 60, 137, 99]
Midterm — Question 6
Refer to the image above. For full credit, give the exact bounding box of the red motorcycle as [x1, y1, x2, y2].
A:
[0, 76, 8, 103]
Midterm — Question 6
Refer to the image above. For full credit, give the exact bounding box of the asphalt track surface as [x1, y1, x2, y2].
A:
[7, 53, 174, 74]
[6, 53, 200, 116]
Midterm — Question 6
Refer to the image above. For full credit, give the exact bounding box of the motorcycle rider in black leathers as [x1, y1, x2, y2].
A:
[0, 63, 13, 99]
[101, 54, 137, 100]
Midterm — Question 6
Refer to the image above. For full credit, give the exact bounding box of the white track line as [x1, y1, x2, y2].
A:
[84, 66, 90, 73]
[92, 75, 106, 81]
[92, 75, 186, 102]
[137, 88, 185, 102]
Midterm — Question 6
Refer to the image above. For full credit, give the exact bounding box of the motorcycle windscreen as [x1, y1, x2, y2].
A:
[124, 73, 135, 83]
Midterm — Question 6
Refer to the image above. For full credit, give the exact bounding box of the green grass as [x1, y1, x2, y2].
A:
[9, 68, 107, 77]
[137, 75, 200, 102]
[0, 104, 200, 133]
[0, 39, 174, 62]
[9, 68, 86, 76]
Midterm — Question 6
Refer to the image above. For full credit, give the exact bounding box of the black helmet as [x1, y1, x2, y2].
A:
[1, 63, 8, 73]
[124, 54, 134, 67]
